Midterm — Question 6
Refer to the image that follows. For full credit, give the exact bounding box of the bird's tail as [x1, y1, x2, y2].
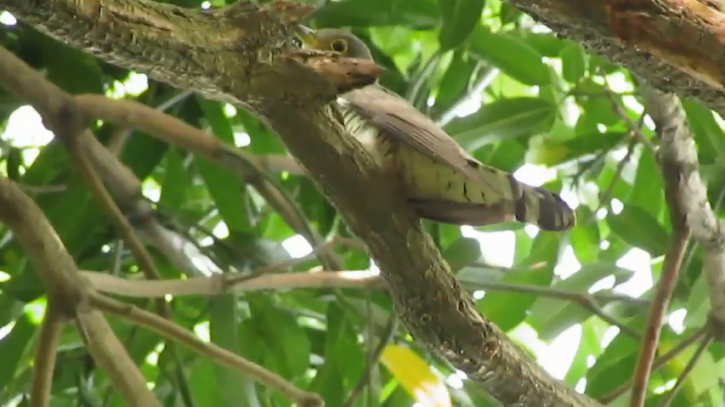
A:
[511, 182, 576, 231]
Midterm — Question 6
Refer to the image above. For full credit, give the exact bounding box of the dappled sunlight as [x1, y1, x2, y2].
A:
[107, 72, 149, 99]
[1, 1, 716, 404]
[3, 106, 54, 167]
[539, 324, 581, 379]
[601, 326, 621, 348]
[0, 321, 14, 342]
[615, 248, 653, 297]
[555, 245, 581, 279]
[282, 234, 314, 259]
[0, 11, 16, 26]
[461, 226, 514, 268]
[668, 308, 687, 334]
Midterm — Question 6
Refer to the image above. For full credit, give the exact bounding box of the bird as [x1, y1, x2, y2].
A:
[295, 27, 576, 231]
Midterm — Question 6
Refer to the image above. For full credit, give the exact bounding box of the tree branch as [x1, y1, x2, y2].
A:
[30, 307, 63, 407]
[89, 292, 323, 407]
[12, 0, 716, 405]
[508, 0, 725, 120]
[0, 176, 162, 407]
[641, 86, 725, 336]
[1, 0, 383, 106]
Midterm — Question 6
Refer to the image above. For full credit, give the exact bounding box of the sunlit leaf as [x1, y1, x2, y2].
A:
[381, 344, 452, 407]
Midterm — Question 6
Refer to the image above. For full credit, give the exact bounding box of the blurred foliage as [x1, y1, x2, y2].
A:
[1, 1, 725, 407]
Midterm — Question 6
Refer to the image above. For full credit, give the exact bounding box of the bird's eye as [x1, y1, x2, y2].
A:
[331, 39, 347, 53]
[290, 36, 303, 48]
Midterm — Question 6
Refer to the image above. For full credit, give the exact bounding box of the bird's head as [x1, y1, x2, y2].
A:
[296, 27, 374, 61]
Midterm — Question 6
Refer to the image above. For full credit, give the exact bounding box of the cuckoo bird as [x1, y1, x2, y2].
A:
[296, 28, 576, 231]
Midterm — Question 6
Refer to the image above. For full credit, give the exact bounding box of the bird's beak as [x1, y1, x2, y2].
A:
[294, 25, 321, 49]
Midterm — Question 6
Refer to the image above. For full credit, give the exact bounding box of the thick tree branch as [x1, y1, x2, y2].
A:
[11, 0, 714, 405]
[509, 0, 725, 120]
[1, 0, 382, 106]
[1, 0, 601, 405]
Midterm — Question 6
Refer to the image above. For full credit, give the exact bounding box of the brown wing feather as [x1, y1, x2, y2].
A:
[342, 85, 576, 231]
[342, 86, 488, 184]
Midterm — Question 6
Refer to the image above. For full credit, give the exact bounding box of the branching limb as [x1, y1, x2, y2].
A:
[658, 332, 714, 407]
[83, 267, 646, 321]
[89, 292, 324, 407]
[0, 176, 161, 407]
[628, 88, 694, 407]
[0, 40, 325, 407]
[0, 41, 173, 318]
[629, 230, 688, 407]
[2, 0, 601, 405]
[74, 95, 328, 268]
[599, 325, 710, 404]
[641, 87, 725, 336]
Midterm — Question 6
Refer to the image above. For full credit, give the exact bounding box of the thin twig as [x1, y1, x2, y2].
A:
[599, 325, 710, 404]
[74, 95, 340, 271]
[342, 314, 398, 407]
[30, 306, 64, 407]
[658, 332, 713, 407]
[89, 292, 323, 407]
[601, 78, 656, 152]
[628, 223, 688, 407]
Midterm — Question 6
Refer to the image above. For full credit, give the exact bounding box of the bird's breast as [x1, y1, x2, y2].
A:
[336, 100, 392, 166]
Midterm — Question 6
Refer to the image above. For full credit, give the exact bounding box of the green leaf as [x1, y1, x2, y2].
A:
[432, 51, 476, 118]
[559, 43, 586, 83]
[38, 35, 103, 95]
[442, 237, 481, 273]
[562, 132, 627, 161]
[438, 0, 485, 51]
[476, 233, 558, 331]
[499, 2, 523, 26]
[0, 314, 35, 389]
[159, 148, 188, 210]
[195, 97, 250, 233]
[314, 0, 439, 27]
[563, 319, 604, 387]
[444, 97, 555, 151]
[629, 149, 663, 219]
[311, 304, 362, 406]
[570, 207, 600, 263]
[209, 294, 257, 407]
[522, 33, 567, 57]
[607, 205, 670, 256]
[249, 303, 311, 380]
[469, 28, 550, 86]
[188, 359, 227, 407]
[683, 273, 710, 328]
[585, 331, 640, 398]
[683, 100, 725, 164]
[527, 263, 634, 339]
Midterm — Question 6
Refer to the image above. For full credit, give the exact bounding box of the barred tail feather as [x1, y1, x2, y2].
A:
[512, 180, 576, 231]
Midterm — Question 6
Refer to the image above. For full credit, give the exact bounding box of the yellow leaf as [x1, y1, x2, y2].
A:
[380, 344, 451, 407]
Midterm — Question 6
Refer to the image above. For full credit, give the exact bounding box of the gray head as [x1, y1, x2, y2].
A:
[297, 28, 374, 60]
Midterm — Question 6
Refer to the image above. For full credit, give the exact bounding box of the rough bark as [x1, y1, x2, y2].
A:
[7, 0, 725, 406]
[510, 0, 725, 118]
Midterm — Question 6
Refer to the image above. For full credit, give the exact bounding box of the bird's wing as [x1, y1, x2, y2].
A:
[342, 85, 491, 184]
[342, 85, 575, 231]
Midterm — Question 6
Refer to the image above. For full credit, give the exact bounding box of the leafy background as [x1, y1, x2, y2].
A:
[1, 0, 724, 407]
